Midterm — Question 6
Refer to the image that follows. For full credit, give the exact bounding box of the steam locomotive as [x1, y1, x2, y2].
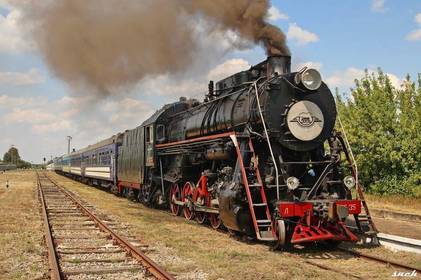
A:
[54, 55, 376, 248]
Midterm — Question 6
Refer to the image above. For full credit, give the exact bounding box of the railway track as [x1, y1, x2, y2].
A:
[297, 242, 421, 279]
[48, 172, 421, 279]
[37, 172, 174, 280]
[296, 243, 421, 279]
[337, 247, 421, 272]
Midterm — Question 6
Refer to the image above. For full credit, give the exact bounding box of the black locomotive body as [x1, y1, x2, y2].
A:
[55, 55, 375, 247]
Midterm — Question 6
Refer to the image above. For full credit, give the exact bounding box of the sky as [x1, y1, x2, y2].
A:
[0, 0, 420, 163]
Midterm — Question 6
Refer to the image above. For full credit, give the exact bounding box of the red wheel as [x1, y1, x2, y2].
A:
[169, 183, 181, 216]
[208, 197, 222, 229]
[195, 195, 207, 224]
[196, 211, 206, 224]
[182, 182, 194, 220]
[209, 213, 222, 229]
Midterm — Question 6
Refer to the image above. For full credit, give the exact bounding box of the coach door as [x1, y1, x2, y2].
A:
[145, 125, 154, 167]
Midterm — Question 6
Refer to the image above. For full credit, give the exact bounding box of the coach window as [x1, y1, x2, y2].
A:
[146, 125, 154, 143]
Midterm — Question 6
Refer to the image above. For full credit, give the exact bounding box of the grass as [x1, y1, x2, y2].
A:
[0, 170, 47, 280]
[365, 193, 421, 215]
[48, 171, 420, 280]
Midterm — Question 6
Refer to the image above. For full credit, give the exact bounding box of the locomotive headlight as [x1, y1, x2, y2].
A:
[344, 175, 356, 189]
[286, 177, 300, 190]
[295, 68, 322, 91]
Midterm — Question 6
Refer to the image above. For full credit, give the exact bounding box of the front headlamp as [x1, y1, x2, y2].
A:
[286, 177, 300, 190]
[295, 68, 322, 91]
[344, 175, 356, 189]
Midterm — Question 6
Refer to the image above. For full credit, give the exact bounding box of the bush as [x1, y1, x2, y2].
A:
[336, 71, 420, 197]
[371, 176, 414, 197]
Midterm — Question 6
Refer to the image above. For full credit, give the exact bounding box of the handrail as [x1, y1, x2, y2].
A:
[250, 80, 280, 200]
[337, 115, 359, 185]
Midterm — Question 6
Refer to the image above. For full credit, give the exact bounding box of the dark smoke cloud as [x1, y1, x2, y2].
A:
[187, 1, 290, 56]
[20, 0, 289, 95]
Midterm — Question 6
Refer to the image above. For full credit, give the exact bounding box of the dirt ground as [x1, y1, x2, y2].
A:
[48, 171, 421, 280]
[0, 170, 47, 280]
[364, 193, 421, 239]
[373, 217, 421, 240]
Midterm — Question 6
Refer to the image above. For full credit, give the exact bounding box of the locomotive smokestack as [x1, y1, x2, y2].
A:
[267, 55, 291, 77]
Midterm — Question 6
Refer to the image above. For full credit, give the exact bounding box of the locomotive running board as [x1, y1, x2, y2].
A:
[231, 134, 276, 241]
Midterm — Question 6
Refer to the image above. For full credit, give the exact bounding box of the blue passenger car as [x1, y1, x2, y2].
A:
[58, 134, 123, 188]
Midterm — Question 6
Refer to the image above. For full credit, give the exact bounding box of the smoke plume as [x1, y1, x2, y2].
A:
[20, 0, 289, 94]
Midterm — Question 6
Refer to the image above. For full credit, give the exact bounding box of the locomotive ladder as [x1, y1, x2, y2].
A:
[355, 183, 379, 234]
[231, 134, 276, 241]
[337, 116, 378, 240]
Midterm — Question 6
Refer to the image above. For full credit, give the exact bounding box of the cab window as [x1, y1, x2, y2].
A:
[156, 124, 165, 141]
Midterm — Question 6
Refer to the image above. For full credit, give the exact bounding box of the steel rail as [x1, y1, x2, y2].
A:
[304, 260, 363, 279]
[377, 233, 421, 254]
[37, 172, 62, 280]
[338, 247, 421, 272]
[41, 172, 175, 280]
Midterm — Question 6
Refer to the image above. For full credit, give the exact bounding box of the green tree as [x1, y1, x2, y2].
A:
[336, 69, 420, 196]
[3, 146, 21, 165]
[3, 152, 11, 163]
[3, 146, 32, 169]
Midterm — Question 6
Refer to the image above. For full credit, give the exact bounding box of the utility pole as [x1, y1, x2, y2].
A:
[67, 136, 72, 154]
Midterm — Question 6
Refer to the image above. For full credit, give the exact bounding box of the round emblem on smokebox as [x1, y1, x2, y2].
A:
[286, 100, 324, 141]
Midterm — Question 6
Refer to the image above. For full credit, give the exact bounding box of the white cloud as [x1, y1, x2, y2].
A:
[60, 108, 79, 119]
[0, 92, 156, 159]
[207, 59, 251, 82]
[416, 13, 421, 25]
[326, 67, 402, 89]
[3, 108, 55, 124]
[287, 23, 319, 46]
[0, 8, 33, 53]
[136, 58, 252, 100]
[102, 97, 153, 125]
[386, 73, 402, 89]
[406, 29, 421, 41]
[0, 94, 44, 107]
[55, 95, 92, 107]
[326, 67, 365, 88]
[294, 61, 323, 72]
[406, 13, 421, 41]
[267, 6, 288, 21]
[0, 68, 45, 85]
[32, 120, 72, 134]
[371, 0, 386, 12]
[138, 76, 204, 99]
